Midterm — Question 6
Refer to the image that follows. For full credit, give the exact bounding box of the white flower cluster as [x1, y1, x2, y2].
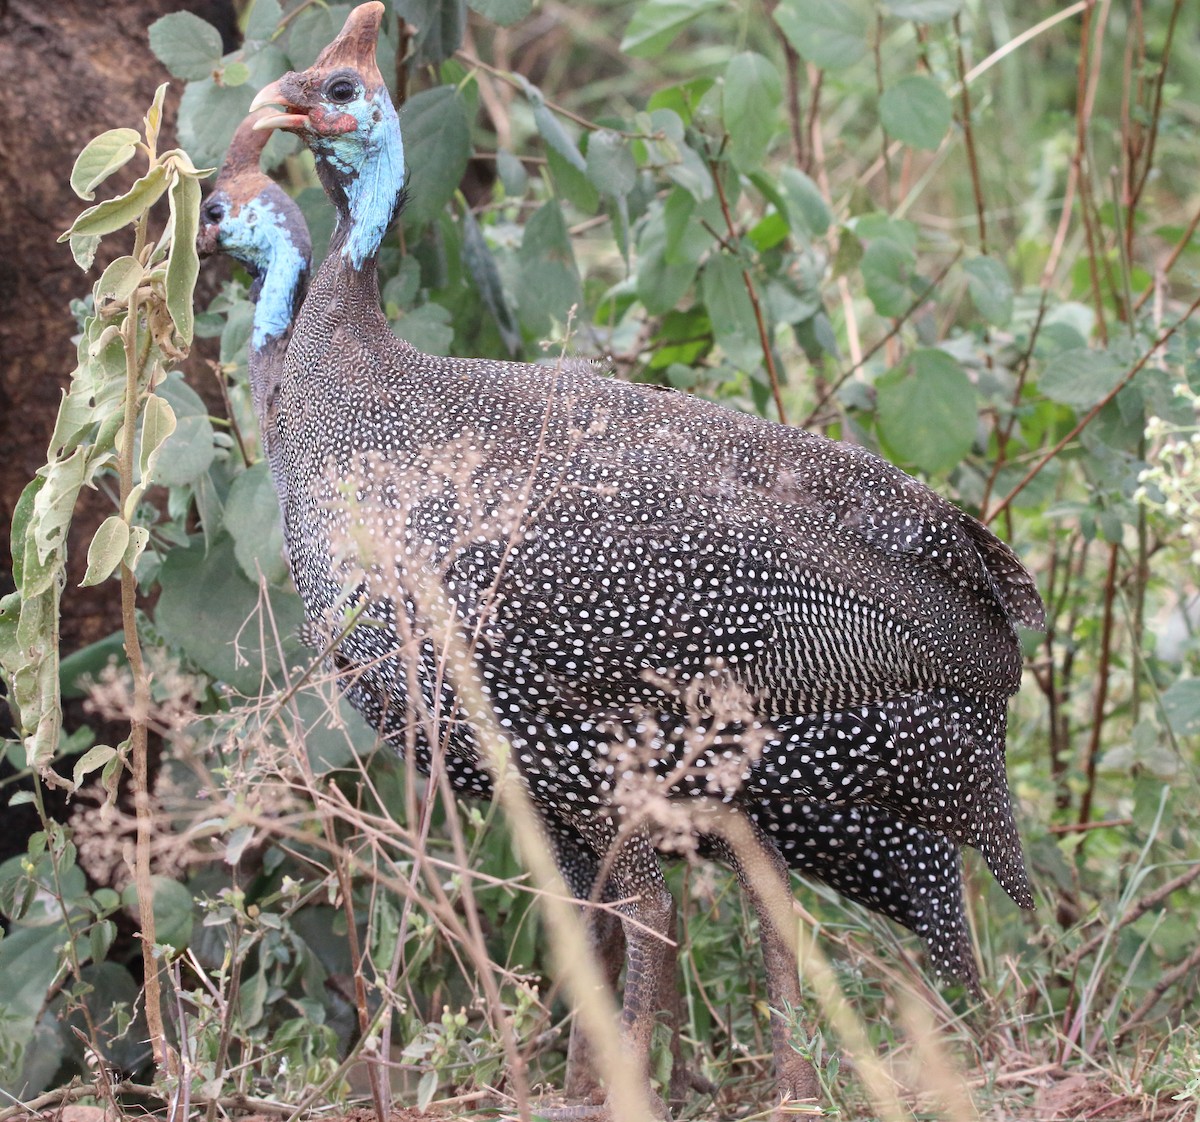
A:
[1135, 381, 1200, 565]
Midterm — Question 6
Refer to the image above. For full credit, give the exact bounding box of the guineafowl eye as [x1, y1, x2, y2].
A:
[202, 200, 225, 224]
[325, 76, 358, 103]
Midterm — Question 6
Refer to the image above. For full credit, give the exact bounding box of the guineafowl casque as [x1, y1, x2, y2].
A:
[243, 3, 1042, 1113]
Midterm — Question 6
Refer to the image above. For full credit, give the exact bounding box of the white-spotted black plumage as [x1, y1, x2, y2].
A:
[233, 16, 1048, 1096]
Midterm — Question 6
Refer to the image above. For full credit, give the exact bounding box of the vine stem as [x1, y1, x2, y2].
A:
[708, 158, 788, 424]
[119, 217, 170, 1079]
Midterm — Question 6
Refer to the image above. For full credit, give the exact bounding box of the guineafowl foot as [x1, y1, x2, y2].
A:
[531, 1088, 670, 1121]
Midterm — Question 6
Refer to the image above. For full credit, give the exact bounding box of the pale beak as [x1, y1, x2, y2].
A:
[250, 79, 308, 131]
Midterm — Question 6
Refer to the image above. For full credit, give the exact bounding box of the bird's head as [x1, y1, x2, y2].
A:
[197, 109, 311, 278]
[248, 2, 402, 268]
[198, 109, 311, 346]
[250, 2, 393, 177]
[197, 109, 274, 261]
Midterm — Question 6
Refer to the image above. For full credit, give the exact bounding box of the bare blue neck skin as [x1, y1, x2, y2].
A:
[311, 88, 406, 271]
[214, 190, 310, 351]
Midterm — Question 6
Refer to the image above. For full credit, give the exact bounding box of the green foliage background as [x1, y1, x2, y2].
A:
[2, 0, 1200, 1117]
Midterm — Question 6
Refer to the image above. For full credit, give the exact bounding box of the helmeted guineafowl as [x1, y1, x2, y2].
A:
[245, 4, 1042, 1112]
[199, 105, 981, 995]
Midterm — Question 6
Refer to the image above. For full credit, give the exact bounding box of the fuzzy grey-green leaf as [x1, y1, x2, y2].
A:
[166, 171, 202, 347]
[70, 129, 141, 201]
[61, 165, 171, 241]
[80, 516, 130, 588]
[139, 394, 177, 484]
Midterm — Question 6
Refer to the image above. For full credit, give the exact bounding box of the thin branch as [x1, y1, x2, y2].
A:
[1051, 863, 1200, 983]
[952, 15, 987, 255]
[984, 289, 1200, 522]
[1076, 541, 1119, 830]
[1114, 940, 1200, 1045]
[709, 158, 789, 424]
[801, 249, 962, 428]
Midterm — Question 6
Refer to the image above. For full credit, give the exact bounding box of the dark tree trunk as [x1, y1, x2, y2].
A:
[0, 0, 236, 858]
[0, 0, 236, 651]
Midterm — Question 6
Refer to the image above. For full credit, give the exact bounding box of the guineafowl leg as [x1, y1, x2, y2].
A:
[565, 904, 625, 1103]
[538, 829, 674, 1120]
[721, 817, 820, 1109]
[611, 833, 675, 1118]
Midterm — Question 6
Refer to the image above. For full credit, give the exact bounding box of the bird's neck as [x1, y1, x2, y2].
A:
[317, 94, 405, 272]
[250, 233, 309, 351]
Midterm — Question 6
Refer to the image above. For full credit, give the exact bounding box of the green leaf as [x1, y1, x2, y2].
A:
[393, 0, 465, 65]
[153, 375, 215, 488]
[61, 165, 170, 241]
[774, 0, 867, 70]
[723, 52, 782, 173]
[517, 201, 581, 337]
[178, 78, 256, 172]
[468, 0, 531, 25]
[390, 303, 454, 355]
[80, 517, 130, 588]
[886, 0, 963, 23]
[139, 394, 178, 484]
[400, 86, 471, 228]
[546, 146, 600, 213]
[496, 149, 528, 197]
[963, 255, 1014, 327]
[462, 210, 521, 355]
[148, 12, 224, 80]
[417, 1070, 439, 1112]
[89, 919, 118, 966]
[876, 349, 977, 475]
[620, 0, 724, 58]
[70, 129, 142, 201]
[220, 60, 251, 88]
[166, 171, 202, 347]
[879, 74, 953, 150]
[1162, 679, 1200, 738]
[861, 239, 916, 317]
[534, 103, 586, 172]
[225, 464, 288, 585]
[780, 167, 831, 239]
[72, 744, 118, 790]
[154, 535, 304, 693]
[245, 0, 283, 41]
[586, 130, 637, 198]
[701, 254, 760, 371]
[1040, 348, 1125, 409]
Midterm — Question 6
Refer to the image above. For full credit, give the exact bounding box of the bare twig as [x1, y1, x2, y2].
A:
[985, 289, 1200, 522]
[709, 158, 789, 424]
